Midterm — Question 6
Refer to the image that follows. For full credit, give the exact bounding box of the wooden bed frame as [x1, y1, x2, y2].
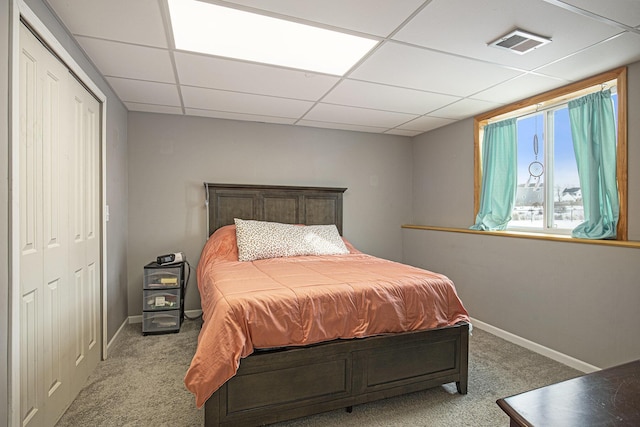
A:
[202, 183, 469, 427]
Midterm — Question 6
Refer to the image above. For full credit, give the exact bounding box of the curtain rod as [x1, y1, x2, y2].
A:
[485, 81, 617, 125]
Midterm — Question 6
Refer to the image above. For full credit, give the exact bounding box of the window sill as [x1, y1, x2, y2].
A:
[402, 224, 640, 249]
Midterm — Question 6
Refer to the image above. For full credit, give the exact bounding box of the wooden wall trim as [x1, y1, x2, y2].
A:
[402, 224, 640, 249]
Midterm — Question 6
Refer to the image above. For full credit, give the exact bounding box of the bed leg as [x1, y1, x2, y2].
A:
[456, 380, 468, 395]
[345, 406, 353, 413]
[456, 322, 470, 395]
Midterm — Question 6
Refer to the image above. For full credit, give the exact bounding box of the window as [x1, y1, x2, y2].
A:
[474, 68, 628, 240]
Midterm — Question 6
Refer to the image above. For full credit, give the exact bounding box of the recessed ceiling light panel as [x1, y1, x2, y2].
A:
[488, 29, 552, 55]
[168, 0, 378, 76]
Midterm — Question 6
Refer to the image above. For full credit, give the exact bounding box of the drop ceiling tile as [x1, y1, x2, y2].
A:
[304, 103, 418, 128]
[385, 128, 422, 137]
[181, 86, 314, 118]
[46, 0, 167, 48]
[536, 32, 640, 81]
[397, 116, 458, 133]
[76, 37, 174, 83]
[222, 0, 425, 36]
[557, 0, 640, 27]
[106, 77, 181, 106]
[185, 108, 297, 125]
[46, 0, 640, 137]
[323, 80, 461, 115]
[393, 0, 622, 71]
[351, 42, 522, 97]
[430, 99, 503, 120]
[124, 102, 184, 115]
[473, 73, 569, 104]
[297, 120, 389, 134]
[175, 52, 339, 100]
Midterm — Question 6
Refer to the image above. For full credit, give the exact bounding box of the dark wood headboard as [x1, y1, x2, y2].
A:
[204, 183, 347, 236]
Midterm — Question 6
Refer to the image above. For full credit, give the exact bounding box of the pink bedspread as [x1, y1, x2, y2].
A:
[184, 225, 469, 407]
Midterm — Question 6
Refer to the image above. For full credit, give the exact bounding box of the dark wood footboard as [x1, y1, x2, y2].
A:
[204, 322, 469, 427]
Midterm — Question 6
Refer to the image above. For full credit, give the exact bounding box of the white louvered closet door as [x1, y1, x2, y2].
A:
[19, 23, 101, 427]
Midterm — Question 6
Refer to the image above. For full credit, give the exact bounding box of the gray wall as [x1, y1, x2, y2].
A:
[405, 60, 640, 369]
[105, 98, 129, 339]
[1, 1, 10, 425]
[127, 113, 413, 315]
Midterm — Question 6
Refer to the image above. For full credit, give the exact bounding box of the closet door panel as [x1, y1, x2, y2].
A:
[19, 24, 45, 427]
[68, 77, 101, 390]
[41, 45, 70, 416]
[20, 289, 39, 426]
[18, 23, 94, 426]
[70, 91, 86, 371]
[85, 100, 100, 354]
[19, 38, 40, 258]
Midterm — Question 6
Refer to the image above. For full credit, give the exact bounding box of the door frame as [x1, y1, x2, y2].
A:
[9, 1, 109, 425]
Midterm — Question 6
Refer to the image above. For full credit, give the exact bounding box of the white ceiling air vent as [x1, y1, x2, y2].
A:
[488, 29, 551, 55]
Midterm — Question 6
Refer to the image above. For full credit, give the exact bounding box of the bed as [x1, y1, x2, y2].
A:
[185, 183, 470, 427]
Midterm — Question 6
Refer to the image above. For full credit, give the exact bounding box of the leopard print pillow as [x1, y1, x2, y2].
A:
[234, 218, 349, 262]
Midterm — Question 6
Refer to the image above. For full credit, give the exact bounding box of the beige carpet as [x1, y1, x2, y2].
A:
[56, 320, 580, 426]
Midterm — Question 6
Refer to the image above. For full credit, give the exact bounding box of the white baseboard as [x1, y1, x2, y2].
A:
[128, 309, 203, 325]
[106, 318, 129, 358]
[183, 309, 203, 319]
[128, 315, 142, 324]
[470, 317, 600, 373]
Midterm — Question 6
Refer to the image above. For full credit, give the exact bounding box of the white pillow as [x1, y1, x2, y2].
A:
[234, 218, 349, 262]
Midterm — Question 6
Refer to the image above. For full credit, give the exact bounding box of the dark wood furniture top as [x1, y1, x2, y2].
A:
[497, 359, 640, 427]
